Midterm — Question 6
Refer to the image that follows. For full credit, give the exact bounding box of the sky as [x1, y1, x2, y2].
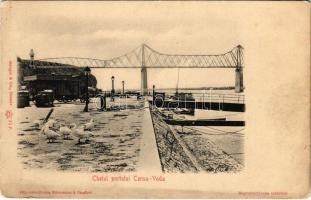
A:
[10, 2, 242, 91]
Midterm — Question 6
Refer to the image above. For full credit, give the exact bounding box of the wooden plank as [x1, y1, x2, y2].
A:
[43, 108, 54, 124]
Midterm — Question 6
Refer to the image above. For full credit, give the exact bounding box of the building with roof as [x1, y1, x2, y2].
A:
[17, 51, 98, 101]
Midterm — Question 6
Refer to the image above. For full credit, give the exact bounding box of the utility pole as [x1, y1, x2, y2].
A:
[83, 67, 91, 112]
[111, 76, 115, 101]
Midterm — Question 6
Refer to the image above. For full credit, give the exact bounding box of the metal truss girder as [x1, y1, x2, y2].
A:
[36, 44, 243, 69]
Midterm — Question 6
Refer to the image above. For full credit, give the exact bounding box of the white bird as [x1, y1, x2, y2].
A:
[38, 118, 56, 133]
[46, 119, 56, 127]
[84, 119, 94, 131]
[42, 126, 60, 143]
[59, 123, 71, 139]
[70, 123, 92, 143]
[39, 121, 52, 134]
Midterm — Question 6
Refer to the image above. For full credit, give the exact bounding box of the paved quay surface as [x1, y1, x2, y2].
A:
[17, 98, 149, 172]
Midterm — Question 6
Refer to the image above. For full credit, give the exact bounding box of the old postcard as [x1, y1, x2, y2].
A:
[0, 1, 310, 198]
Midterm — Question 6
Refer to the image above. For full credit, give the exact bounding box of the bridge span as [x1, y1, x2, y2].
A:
[28, 44, 244, 94]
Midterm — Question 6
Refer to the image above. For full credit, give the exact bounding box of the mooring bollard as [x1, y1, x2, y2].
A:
[102, 94, 106, 110]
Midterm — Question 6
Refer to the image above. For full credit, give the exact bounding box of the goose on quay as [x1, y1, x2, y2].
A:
[42, 126, 60, 143]
[59, 123, 71, 139]
[84, 119, 94, 131]
[70, 123, 92, 144]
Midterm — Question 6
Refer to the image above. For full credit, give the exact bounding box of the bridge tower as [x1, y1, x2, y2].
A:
[141, 44, 148, 95]
[235, 45, 244, 93]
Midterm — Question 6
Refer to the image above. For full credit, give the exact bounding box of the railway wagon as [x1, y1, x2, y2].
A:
[17, 57, 98, 102]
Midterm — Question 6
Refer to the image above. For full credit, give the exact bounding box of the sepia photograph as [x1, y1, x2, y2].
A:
[17, 45, 245, 173]
[14, 2, 245, 173]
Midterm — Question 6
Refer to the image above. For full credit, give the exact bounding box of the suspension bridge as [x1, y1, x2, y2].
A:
[29, 44, 244, 95]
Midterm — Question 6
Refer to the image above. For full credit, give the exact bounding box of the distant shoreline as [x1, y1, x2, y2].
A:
[111, 87, 235, 92]
[156, 87, 235, 90]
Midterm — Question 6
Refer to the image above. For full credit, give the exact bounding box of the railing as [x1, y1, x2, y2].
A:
[154, 90, 245, 104]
